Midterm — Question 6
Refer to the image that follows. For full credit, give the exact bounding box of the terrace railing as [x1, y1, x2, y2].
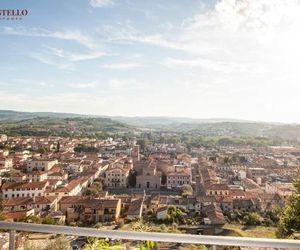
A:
[1, 221, 300, 250]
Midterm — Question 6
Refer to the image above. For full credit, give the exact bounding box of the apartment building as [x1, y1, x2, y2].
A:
[166, 166, 192, 188]
[58, 196, 122, 223]
[105, 166, 129, 188]
[26, 158, 58, 172]
[1, 181, 49, 198]
[205, 184, 230, 197]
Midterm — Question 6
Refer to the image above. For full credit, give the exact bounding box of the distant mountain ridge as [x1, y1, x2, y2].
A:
[0, 110, 96, 120]
[1, 110, 300, 141]
[0, 110, 269, 124]
[0, 111, 132, 137]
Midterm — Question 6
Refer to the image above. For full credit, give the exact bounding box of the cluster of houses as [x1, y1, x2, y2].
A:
[0, 134, 299, 235]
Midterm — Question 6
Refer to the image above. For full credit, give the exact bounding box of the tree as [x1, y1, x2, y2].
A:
[19, 215, 41, 224]
[140, 241, 156, 250]
[74, 144, 98, 153]
[83, 238, 122, 250]
[0, 172, 10, 178]
[55, 142, 60, 153]
[218, 138, 234, 146]
[0, 212, 6, 221]
[276, 167, 300, 238]
[167, 206, 186, 224]
[242, 212, 261, 226]
[161, 172, 167, 185]
[83, 181, 103, 196]
[181, 184, 193, 197]
[209, 156, 217, 162]
[128, 170, 137, 188]
[24, 242, 41, 250]
[45, 236, 71, 250]
[83, 187, 98, 196]
[37, 147, 47, 155]
[263, 206, 280, 225]
[137, 139, 148, 151]
[239, 156, 247, 163]
[42, 216, 56, 225]
[223, 156, 231, 164]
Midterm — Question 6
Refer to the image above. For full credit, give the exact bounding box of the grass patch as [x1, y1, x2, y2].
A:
[222, 223, 276, 238]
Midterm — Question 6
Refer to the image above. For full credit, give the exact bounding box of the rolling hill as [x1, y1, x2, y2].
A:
[1, 110, 300, 141]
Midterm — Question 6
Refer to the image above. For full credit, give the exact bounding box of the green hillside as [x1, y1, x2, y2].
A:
[0, 116, 133, 137]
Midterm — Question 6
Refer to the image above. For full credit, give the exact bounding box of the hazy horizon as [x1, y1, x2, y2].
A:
[1, 109, 297, 125]
[1, 0, 300, 123]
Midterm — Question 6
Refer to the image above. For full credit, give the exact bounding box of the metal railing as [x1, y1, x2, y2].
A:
[1, 221, 300, 250]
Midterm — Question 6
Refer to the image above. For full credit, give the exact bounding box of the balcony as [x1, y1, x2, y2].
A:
[1, 221, 300, 250]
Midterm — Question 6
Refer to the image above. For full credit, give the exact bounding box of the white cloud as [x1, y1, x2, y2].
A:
[101, 23, 183, 50]
[2, 28, 106, 68]
[105, 79, 150, 91]
[30, 52, 74, 70]
[68, 82, 96, 89]
[90, 0, 114, 8]
[69, 51, 106, 62]
[163, 57, 263, 74]
[3, 27, 96, 49]
[97, 0, 300, 121]
[101, 62, 141, 70]
[101, 0, 300, 61]
[28, 47, 106, 69]
[45, 47, 106, 62]
[14, 79, 55, 88]
[38, 82, 55, 88]
[106, 0, 299, 84]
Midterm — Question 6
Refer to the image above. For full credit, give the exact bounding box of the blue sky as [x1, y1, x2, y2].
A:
[1, 0, 300, 122]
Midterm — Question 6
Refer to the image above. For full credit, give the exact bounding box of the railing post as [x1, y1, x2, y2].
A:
[9, 230, 16, 250]
[210, 245, 217, 250]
